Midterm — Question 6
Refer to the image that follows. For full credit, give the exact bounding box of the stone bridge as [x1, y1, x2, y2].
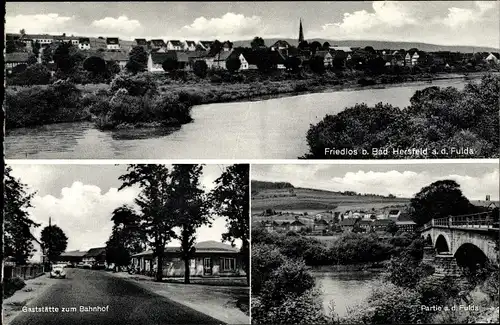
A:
[419, 212, 499, 276]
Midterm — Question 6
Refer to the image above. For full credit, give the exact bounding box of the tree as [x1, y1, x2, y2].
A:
[32, 41, 41, 56]
[170, 165, 210, 284]
[27, 54, 38, 65]
[284, 56, 301, 72]
[118, 165, 176, 282]
[41, 46, 54, 65]
[209, 40, 222, 56]
[106, 205, 146, 270]
[53, 42, 82, 73]
[309, 55, 325, 74]
[255, 50, 275, 73]
[10, 64, 51, 85]
[322, 42, 330, 50]
[310, 41, 322, 54]
[298, 40, 309, 50]
[83, 56, 106, 74]
[251, 36, 266, 49]
[106, 60, 121, 76]
[6, 40, 17, 53]
[410, 180, 475, 225]
[210, 164, 250, 285]
[193, 60, 208, 78]
[40, 225, 68, 263]
[4, 166, 40, 264]
[126, 46, 148, 74]
[162, 58, 179, 72]
[386, 220, 399, 236]
[226, 56, 241, 73]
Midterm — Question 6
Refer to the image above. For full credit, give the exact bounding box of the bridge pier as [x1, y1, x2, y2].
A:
[433, 253, 461, 277]
[422, 245, 436, 263]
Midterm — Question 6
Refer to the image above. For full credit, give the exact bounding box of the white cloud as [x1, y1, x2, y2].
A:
[5, 13, 74, 34]
[182, 12, 261, 39]
[28, 182, 139, 251]
[253, 166, 499, 201]
[91, 15, 141, 33]
[315, 1, 499, 48]
[443, 7, 478, 28]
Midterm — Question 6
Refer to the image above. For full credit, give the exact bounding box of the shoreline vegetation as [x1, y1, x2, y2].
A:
[4, 70, 494, 131]
[251, 226, 500, 325]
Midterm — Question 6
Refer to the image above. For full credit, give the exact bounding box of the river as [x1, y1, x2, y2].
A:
[313, 270, 382, 318]
[5, 79, 468, 159]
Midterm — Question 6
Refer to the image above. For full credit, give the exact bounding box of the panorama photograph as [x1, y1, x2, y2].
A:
[4, 1, 500, 159]
[251, 163, 499, 324]
[3, 163, 250, 325]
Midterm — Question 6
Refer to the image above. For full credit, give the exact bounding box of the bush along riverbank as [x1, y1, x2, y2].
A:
[6, 69, 493, 130]
[251, 226, 500, 325]
[5, 81, 92, 129]
[304, 74, 500, 159]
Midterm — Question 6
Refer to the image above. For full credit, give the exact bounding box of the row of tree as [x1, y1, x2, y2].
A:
[105, 164, 250, 284]
[4, 166, 68, 265]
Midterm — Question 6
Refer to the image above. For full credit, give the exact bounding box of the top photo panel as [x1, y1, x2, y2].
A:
[4, 1, 499, 160]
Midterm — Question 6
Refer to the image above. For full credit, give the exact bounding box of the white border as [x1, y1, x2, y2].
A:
[5, 158, 498, 165]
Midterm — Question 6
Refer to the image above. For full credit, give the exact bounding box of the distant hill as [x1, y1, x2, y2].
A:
[251, 182, 409, 212]
[252, 180, 294, 190]
[233, 38, 498, 53]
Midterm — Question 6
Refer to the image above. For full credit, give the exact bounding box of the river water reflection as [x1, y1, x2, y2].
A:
[314, 271, 382, 318]
[5, 79, 467, 159]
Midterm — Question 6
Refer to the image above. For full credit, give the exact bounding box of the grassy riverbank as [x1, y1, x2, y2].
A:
[5, 70, 490, 130]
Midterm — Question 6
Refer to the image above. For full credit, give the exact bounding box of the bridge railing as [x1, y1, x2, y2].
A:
[431, 212, 495, 229]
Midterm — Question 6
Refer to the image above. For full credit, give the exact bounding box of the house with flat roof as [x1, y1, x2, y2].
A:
[131, 241, 245, 278]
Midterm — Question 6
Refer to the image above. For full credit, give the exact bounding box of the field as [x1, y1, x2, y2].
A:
[251, 186, 409, 213]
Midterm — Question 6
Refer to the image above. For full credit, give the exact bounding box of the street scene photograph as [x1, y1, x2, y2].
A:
[2, 163, 250, 325]
[4, 1, 499, 159]
[251, 162, 499, 324]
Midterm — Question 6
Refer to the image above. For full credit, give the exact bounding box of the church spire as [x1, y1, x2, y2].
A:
[299, 18, 304, 43]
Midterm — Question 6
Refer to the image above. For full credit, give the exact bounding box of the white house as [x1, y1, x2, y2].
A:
[147, 52, 169, 72]
[238, 53, 249, 70]
[106, 37, 120, 50]
[27, 234, 45, 264]
[30, 34, 54, 45]
[198, 41, 213, 51]
[485, 52, 500, 64]
[78, 38, 91, 50]
[184, 40, 197, 51]
[166, 40, 183, 51]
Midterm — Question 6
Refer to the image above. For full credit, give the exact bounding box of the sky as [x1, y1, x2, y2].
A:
[5, 1, 499, 48]
[8, 164, 243, 251]
[251, 163, 499, 201]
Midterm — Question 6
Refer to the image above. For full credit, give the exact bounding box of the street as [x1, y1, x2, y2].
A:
[9, 268, 223, 325]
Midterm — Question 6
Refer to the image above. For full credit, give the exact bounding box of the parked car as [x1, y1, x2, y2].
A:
[82, 263, 92, 269]
[50, 264, 66, 279]
[92, 261, 106, 270]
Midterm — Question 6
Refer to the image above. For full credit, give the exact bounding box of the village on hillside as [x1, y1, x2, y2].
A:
[253, 193, 499, 238]
[5, 18, 500, 76]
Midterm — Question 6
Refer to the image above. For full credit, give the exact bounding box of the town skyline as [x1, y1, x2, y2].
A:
[6, 1, 500, 48]
[251, 163, 500, 200]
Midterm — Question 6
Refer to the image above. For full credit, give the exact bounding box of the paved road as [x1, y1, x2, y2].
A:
[10, 268, 223, 325]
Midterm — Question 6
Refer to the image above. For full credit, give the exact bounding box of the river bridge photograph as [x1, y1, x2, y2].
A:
[250, 162, 499, 324]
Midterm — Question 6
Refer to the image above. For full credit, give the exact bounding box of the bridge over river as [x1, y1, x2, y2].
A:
[419, 212, 499, 276]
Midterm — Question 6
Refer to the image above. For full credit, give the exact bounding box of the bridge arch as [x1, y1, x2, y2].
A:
[435, 234, 450, 253]
[454, 243, 489, 273]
